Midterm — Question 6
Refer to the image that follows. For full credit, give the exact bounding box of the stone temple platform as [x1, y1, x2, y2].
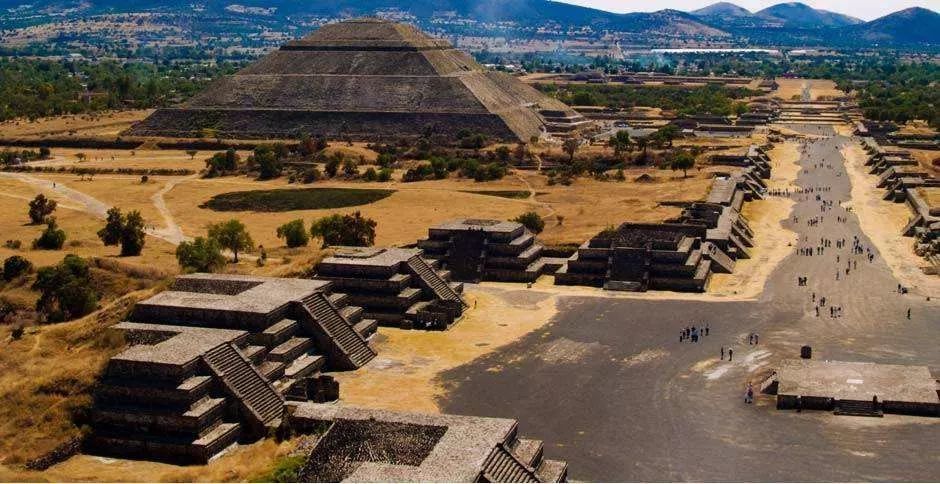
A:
[315, 247, 466, 330]
[417, 219, 561, 283]
[289, 403, 568, 482]
[767, 359, 940, 417]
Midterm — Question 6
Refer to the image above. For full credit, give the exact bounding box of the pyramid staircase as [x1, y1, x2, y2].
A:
[298, 292, 376, 370]
[202, 343, 284, 436]
[406, 255, 466, 306]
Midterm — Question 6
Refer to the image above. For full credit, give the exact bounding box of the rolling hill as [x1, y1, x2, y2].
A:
[843, 7, 940, 44]
[755, 2, 863, 28]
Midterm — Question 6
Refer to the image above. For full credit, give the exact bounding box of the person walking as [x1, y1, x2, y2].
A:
[907, 308, 911, 320]
[728, 348, 733, 361]
[745, 382, 754, 404]
[720, 346, 725, 361]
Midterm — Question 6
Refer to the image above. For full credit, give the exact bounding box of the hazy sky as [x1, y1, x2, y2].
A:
[555, 0, 939, 21]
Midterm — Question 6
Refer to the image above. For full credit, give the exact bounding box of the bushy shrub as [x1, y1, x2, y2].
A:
[514, 211, 545, 234]
[32, 218, 67, 250]
[3, 255, 33, 281]
[176, 237, 226, 273]
[276, 219, 310, 248]
[310, 211, 377, 248]
[33, 254, 97, 322]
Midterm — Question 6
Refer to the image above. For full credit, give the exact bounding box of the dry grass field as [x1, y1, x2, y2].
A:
[909, 149, 939, 177]
[0, 110, 151, 138]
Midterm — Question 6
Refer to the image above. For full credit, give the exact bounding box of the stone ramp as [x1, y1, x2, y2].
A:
[202, 343, 284, 434]
[298, 292, 376, 370]
[406, 254, 466, 306]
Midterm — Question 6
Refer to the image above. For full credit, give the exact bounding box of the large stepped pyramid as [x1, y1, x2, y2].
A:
[128, 18, 591, 142]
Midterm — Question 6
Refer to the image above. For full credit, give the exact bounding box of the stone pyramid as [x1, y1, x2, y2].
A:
[129, 18, 590, 142]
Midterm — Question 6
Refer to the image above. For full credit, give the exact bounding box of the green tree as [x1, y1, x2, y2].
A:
[207, 219, 254, 263]
[120, 210, 146, 256]
[2, 255, 32, 281]
[670, 151, 696, 178]
[97, 207, 125, 246]
[176, 236, 226, 273]
[28, 193, 57, 225]
[310, 212, 376, 248]
[32, 218, 66, 250]
[32, 254, 97, 322]
[608, 130, 631, 160]
[186, 149, 198, 160]
[253, 146, 282, 180]
[513, 211, 545, 234]
[653, 125, 681, 148]
[276, 219, 310, 248]
[205, 148, 239, 176]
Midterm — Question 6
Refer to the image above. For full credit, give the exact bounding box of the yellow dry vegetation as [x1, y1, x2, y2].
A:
[0, 289, 148, 468]
[11, 147, 212, 172]
[0, 110, 151, 138]
[909, 149, 939, 177]
[0, 177, 179, 269]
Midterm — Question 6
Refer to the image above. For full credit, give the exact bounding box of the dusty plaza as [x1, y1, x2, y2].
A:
[1, 12, 940, 484]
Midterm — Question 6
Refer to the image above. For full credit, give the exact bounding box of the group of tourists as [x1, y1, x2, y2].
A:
[679, 324, 709, 343]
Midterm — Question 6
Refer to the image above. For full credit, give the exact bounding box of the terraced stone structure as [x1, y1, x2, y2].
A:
[417, 219, 561, 283]
[128, 18, 591, 142]
[555, 223, 720, 292]
[556, 172, 763, 292]
[862, 138, 940, 268]
[87, 274, 377, 463]
[289, 403, 568, 482]
[314, 247, 467, 330]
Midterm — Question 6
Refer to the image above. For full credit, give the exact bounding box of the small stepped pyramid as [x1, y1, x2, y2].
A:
[202, 344, 284, 434]
[299, 292, 376, 369]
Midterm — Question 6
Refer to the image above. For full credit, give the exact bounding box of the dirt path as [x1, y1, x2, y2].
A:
[513, 172, 559, 225]
[0, 172, 184, 247]
[150, 175, 198, 245]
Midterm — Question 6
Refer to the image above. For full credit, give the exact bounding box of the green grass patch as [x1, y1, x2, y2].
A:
[250, 454, 307, 483]
[202, 188, 395, 212]
[460, 190, 544, 199]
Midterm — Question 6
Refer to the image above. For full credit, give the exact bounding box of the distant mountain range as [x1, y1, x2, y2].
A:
[690, 2, 937, 46]
[1, 0, 938, 47]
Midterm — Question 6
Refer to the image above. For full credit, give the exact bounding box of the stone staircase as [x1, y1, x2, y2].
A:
[202, 343, 284, 436]
[481, 435, 568, 483]
[298, 292, 376, 370]
[834, 400, 883, 417]
[481, 444, 540, 482]
[406, 255, 465, 306]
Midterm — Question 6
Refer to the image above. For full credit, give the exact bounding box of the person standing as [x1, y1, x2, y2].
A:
[728, 348, 733, 361]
